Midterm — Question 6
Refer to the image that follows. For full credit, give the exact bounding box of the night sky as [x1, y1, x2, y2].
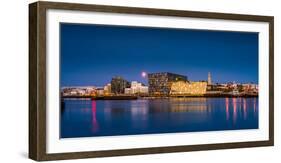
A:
[60, 23, 258, 87]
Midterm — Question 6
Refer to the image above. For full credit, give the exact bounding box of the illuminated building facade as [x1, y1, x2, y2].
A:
[170, 81, 207, 95]
[242, 83, 258, 94]
[103, 83, 111, 95]
[124, 81, 148, 95]
[96, 87, 104, 96]
[148, 72, 187, 95]
[111, 76, 130, 94]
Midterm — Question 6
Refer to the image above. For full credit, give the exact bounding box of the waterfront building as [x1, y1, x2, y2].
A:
[96, 87, 104, 96]
[170, 81, 207, 95]
[104, 83, 111, 95]
[70, 89, 81, 95]
[131, 81, 149, 94]
[124, 88, 132, 94]
[124, 81, 149, 95]
[111, 76, 130, 94]
[62, 86, 97, 96]
[62, 87, 86, 96]
[131, 81, 141, 88]
[139, 86, 149, 94]
[215, 84, 228, 90]
[148, 72, 187, 95]
[242, 83, 258, 94]
[84, 87, 96, 96]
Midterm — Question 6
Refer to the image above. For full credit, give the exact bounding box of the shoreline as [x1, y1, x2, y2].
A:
[62, 94, 258, 100]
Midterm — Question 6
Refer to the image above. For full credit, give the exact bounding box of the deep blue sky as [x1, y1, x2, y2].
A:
[60, 23, 258, 87]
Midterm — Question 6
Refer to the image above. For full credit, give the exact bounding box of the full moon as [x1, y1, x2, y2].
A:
[141, 72, 147, 78]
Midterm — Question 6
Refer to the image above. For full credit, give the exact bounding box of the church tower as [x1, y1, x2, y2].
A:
[208, 72, 212, 85]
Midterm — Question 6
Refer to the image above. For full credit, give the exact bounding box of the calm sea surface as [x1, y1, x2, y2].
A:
[60, 97, 258, 138]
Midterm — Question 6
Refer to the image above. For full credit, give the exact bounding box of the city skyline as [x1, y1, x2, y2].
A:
[60, 23, 258, 87]
[60, 71, 256, 88]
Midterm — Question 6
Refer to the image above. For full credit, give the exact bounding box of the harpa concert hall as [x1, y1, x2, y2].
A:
[148, 72, 187, 96]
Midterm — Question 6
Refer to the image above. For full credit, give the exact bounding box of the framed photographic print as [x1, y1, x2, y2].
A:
[29, 1, 274, 161]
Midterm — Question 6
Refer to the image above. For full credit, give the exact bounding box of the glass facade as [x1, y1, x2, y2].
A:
[111, 76, 130, 94]
[148, 72, 187, 96]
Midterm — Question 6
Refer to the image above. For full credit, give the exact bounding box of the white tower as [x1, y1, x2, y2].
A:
[208, 72, 212, 85]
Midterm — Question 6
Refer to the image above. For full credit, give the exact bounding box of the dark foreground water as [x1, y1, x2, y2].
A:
[60, 97, 258, 138]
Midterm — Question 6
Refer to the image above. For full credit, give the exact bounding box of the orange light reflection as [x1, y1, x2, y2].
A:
[225, 98, 229, 120]
[243, 98, 247, 120]
[233, 98, 237, 125]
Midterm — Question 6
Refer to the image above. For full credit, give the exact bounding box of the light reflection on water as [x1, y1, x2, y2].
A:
[225, 98, 229, 120]
[91, 100, 99, 133]
[61, 97, 258, 138]
[233, 98, 237, 124]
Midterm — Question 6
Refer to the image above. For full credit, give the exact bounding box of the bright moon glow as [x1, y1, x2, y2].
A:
[141, 72, 147, 78]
